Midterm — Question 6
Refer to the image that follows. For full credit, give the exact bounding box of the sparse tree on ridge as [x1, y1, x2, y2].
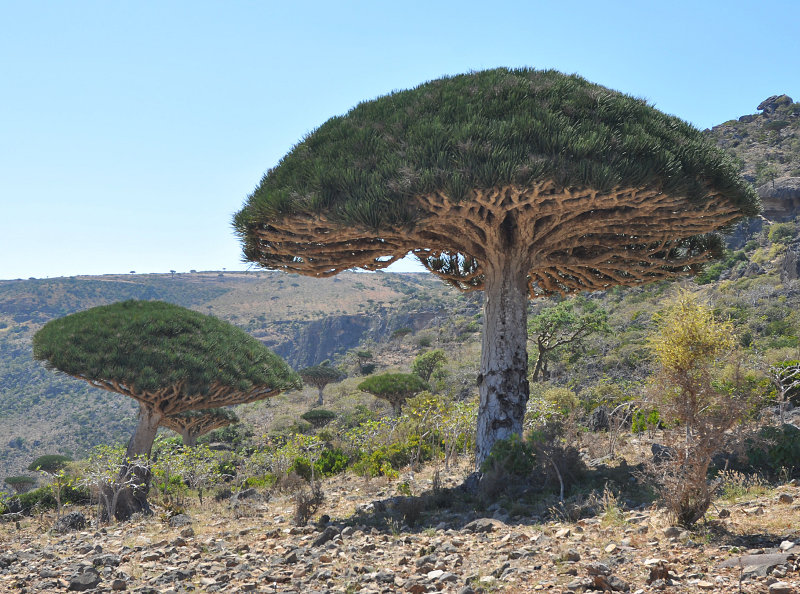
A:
[234, 67, 759, 467]
[160, 408, 239, 447]
[300, 361, 345, 406]
[412, 349, 447, 383]
[33, 300, 299, 520]
[528, 297, 609, 382]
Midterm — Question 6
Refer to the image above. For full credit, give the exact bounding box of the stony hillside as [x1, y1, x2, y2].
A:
[0, 461, 798, 593]
[706, 94, 800, 223]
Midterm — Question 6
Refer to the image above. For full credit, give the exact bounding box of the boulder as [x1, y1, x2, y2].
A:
[589, 406, 610, 432]
[782, 239, 800, 282]
[53, 511, 86, 533]
[651, 443, 675, 464]
[758, 95, 794, 113]
[68, 568, 101, 591]
[758, 177, 800, 222]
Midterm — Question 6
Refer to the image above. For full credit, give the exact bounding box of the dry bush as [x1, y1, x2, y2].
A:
[293, 481, 324, 526]
[644, 291, 756, 526]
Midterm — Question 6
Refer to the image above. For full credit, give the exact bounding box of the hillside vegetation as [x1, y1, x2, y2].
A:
[2, 94, 800, 484]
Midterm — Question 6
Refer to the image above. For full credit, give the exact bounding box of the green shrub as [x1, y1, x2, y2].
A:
[7, 484, 89, 514]
[244, 474, 276, 489]
[768, 222, 796, 245]
[200, 423, 253, 446]
[335, 404, 377, 429]
[764, 120, 790, 132]
[289, 456, 313, 481]
[747, 424, 800, 476]
[416, 334, 434, 348]
[744, 240, 759, 251]
[391, 327, 413, 339]
[632, 409, 661, 434]
[480, 434, 536, 477]
[352, 435, 432, 478]
[316, 448, 349, 476]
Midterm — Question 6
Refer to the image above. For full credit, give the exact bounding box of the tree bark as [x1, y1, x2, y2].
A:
[475, 251, 530, 468]
[317, 386, 324, 407]
[114, 404, 161, 521]
[181, 430, 198, 447]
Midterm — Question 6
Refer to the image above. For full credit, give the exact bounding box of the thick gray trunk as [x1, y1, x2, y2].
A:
[115, 404, 161, 521]
[182, 431, 198, 447]
[475, 255, 530, 468]
[317, 387, 324, 407]
[126, 404, 162, 459]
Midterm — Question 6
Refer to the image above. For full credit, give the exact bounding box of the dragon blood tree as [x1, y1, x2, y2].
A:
[33, 300, 299, 518]
[234, 68, 759, 467]
[160, 408, 239, 447]
[300, 361, 345, 406]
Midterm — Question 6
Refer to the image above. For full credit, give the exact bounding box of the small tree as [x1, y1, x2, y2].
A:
[355, 351, 374, 375]
[528, 297, 608, 382]
[160, 408, 239, 446]
[358, 373, 428, 415]
[179, 444, 221, 505]
[28, 455, 73, 518]
[300, 361, 345, 406]
[647, 291, 747, 526]
[79, 445, 148, 525]
[412, 349, 447, 383]
[4, 476, 36, 494]
[767, 361, 800, 426]
[33, 300, 300, 520]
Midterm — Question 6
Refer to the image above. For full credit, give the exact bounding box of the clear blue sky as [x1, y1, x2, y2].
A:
[1, 1, 798, 280]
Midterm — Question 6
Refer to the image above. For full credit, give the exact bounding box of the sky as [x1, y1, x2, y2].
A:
[1, 1, 798, 280]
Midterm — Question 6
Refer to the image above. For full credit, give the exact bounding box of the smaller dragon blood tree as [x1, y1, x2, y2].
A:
[34, 300, 299, 519]
[161, 408, 239, 447]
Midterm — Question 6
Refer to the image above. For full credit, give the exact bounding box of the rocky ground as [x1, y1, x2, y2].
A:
[1, 462, 798, 594]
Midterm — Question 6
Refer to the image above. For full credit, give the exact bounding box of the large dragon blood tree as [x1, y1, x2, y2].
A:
[234, 68, 759, 467]
[33, 300, 300, 518]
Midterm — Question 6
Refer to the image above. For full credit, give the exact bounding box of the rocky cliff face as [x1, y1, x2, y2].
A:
[709, 95, 800, 244]
[270, 308, 465, 369]
[757, 177, 800, 222]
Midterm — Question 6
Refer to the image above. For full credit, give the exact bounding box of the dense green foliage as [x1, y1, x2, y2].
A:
[528, 297, 609, 382]
[747, 424, 800, 476]
[235, 68, 758, 240]
[480, 434, 536, 477]
[358, 373, 428, 397]
[411, 349, 447, 382]
[33, 300, 300, 397]
[6, 484, 89, 514]
[4, 475, 36, 493]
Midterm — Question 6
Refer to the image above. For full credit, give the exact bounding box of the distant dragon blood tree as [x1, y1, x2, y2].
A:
[234, 68, 760, 467]
[33, 300, 299, 519]
[160, 408, 239, 447]
[358, 372, 428, 415]
[300, 361, 345, 406]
